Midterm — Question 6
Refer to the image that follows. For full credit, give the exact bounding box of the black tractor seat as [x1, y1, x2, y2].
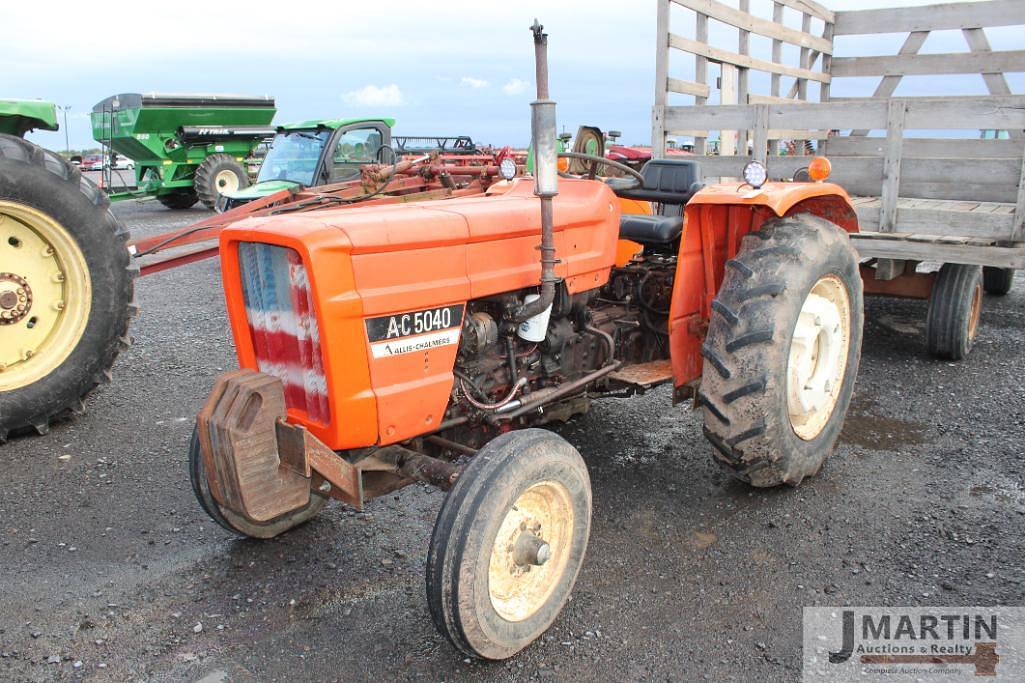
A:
[612, 158, 703, 205]
[611, 158, 701, 245]
[619, 214, 683, 245]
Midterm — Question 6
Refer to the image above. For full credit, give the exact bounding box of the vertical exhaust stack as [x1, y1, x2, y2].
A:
[515, 19, 560, 324]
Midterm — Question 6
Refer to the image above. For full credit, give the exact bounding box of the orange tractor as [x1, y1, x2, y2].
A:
[191, 22, 863, 659]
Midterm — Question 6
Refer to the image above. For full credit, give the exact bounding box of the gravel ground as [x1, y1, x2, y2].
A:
[1, 200, 1023, 682]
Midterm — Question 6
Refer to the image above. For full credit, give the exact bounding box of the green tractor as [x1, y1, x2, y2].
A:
[0, 100, 134, 440]
[219, 117, 394, 211]
[91, 93, 276, 210]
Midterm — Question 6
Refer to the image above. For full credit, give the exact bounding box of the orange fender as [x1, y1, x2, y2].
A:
[668, 182, 858, 394]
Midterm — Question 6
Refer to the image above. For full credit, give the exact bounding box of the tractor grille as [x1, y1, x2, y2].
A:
[238, 242, 329, 423]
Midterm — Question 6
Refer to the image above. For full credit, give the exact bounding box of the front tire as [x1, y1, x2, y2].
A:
[426, 429, 592, 660]
[699, 214, 864, 487]
[0, 134, 135, 440]
[926, 264, 983, 360]
[194, 154, 249, 210]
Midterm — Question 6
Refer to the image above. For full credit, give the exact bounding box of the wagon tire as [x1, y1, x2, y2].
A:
[156, 189, 199, 210]
[982, 267, 1014, 297]
[699, 213, 863, 487]
[426, 429, 591, 660]
[187, 427, 326, 539]
[194, 154, 249, 209]
[0, 133, 135, 441]
[926, 263, 983, 360]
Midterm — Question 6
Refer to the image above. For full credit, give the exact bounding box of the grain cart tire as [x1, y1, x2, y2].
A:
[427, 429, 591, 660]
[194, 154, 249, 210]
[700, 213, 863, 487]
[982, 267, 1014, 297]
[187, 428, 326, 539]
[156, 189, 199, 210]
[926, 264, 983, 360]
[0, 134, 135, 441]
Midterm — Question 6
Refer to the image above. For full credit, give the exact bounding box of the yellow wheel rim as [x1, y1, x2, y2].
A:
[214, 169, 240, 194]
[488, 481, 575, 622]
[0, 200, 91, 391]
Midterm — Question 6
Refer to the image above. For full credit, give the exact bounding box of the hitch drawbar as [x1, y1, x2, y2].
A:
[196, 370, 459, 521]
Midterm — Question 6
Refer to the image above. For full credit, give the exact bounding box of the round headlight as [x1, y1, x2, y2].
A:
[742, 160, 768, 189]
[499, 157, 517, 180]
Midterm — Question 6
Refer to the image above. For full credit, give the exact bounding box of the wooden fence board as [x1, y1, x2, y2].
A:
[669, 33, 831, 82]
[672, 0, 832, 53]
[831, 50, 1025, 78]
[833, 0, 1025, 35]
[824, 137, 1023, 159]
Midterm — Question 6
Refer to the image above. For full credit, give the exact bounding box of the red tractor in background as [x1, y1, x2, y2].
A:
[190, 22, 864, 659]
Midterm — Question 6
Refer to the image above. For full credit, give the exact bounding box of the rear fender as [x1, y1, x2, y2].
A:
[667, 182, 858, 395]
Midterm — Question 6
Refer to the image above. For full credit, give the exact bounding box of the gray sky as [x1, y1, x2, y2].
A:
[8, 0, 1021, 151]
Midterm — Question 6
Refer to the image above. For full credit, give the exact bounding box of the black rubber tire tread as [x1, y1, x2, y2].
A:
[426, 429, 592, 660]
[926, 263, 983, 361]
[194, 154, 250, 210]
[156, 189, 199, 210]
[982, 266, 1014, 297]
[0, 133, 136, 441]
[700, 213, 864, 487]
[187, 427, 326, 539]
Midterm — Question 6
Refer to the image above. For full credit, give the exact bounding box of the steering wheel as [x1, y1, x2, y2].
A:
[557, 151, 645, 190]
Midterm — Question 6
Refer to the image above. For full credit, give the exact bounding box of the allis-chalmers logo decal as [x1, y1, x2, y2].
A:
[365, 304, 464, 359]
[804, 607, 1023, 681]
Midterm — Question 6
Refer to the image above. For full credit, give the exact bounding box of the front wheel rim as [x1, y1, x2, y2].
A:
[488, 480, 575, 622]
[786, 274, 851, 441]
[0, 201, 91, 391]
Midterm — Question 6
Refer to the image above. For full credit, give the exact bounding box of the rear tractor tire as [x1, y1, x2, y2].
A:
[156, 189, 199, 210]
[194, 154, 249, 210]
[0, 134, 135, 441]
[427, 429, 592, 660]
[699, 213, 863, 487]
[982, 266, 1014, 297]
[926, 263, 983, 360]
[187, 427, 326, 539]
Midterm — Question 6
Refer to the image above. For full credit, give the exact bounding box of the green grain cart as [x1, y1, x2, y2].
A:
[91, 93, 276, 209]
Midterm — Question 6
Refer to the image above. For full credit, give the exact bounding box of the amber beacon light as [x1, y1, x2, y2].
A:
[808, 156, 832, 181]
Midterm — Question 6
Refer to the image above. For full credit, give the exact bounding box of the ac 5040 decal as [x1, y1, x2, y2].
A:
[365, 304, 464, 358]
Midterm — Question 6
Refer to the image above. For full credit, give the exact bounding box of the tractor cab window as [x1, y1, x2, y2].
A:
[329, 127, 384, 182]
[256, 129, 332, 187]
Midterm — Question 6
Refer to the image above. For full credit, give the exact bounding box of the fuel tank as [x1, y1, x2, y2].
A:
[217, 178, 621, 449]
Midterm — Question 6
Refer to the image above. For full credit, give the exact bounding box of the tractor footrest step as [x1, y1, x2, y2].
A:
[608, 360, 674, 389]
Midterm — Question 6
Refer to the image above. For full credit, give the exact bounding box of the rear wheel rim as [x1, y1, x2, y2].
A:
[0, 201, 91, 391]
[214, 168, 240, 194]
[786, 274, 851, 441]
[488, 480, 575, 622]
[968, 280, 982, 341]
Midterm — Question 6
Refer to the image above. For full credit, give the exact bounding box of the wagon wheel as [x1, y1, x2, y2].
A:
[426, 429, 592, 660]
[926, 263, 983, 360]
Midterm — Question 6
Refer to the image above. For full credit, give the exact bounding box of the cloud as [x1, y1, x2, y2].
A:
[342, 84, 405, 107]
[460, 77, 489, 89]
[502, 78, 529, 95]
